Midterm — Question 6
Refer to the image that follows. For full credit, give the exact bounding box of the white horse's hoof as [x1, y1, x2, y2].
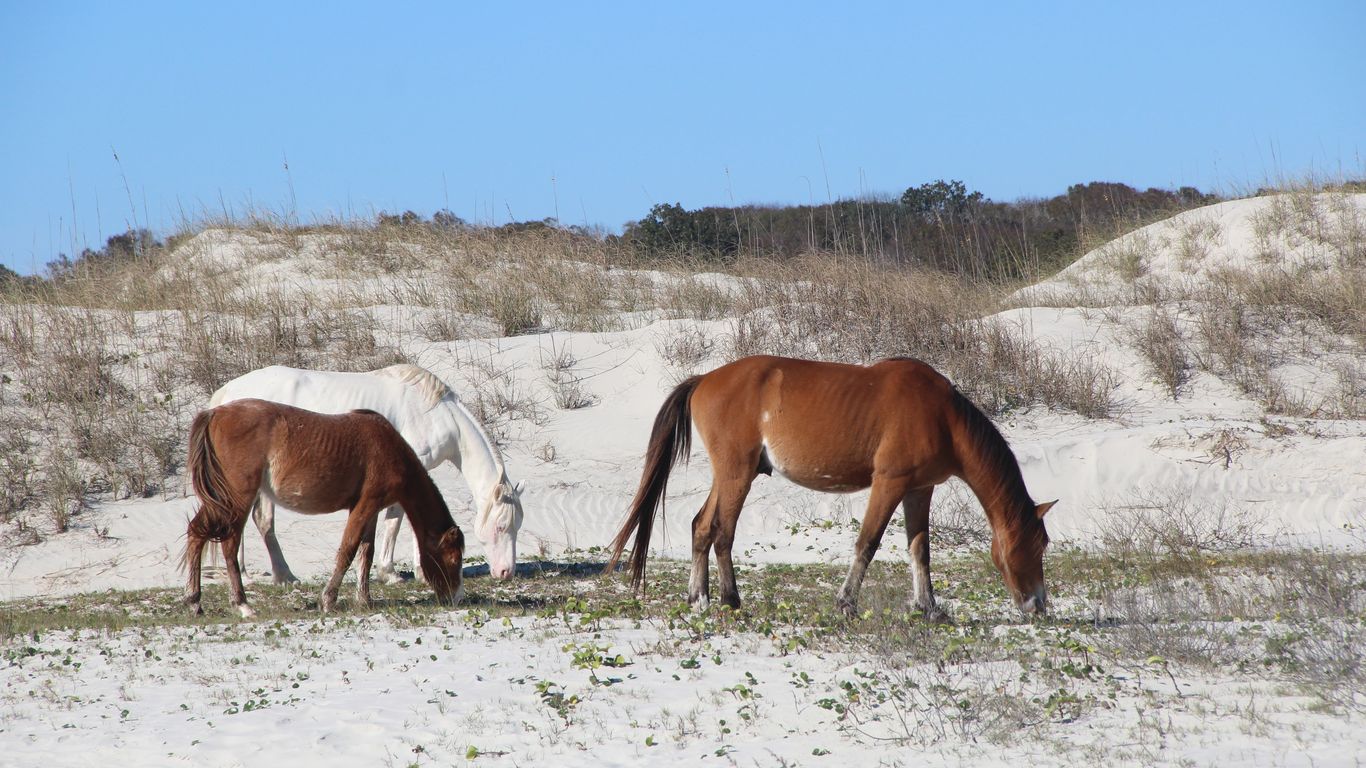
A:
[237, 604, 257, 619]
[378, 569, 407, 586]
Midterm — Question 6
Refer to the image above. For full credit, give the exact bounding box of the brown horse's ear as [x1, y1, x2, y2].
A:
[440, 526, 466, 551]
[1035, 500, 1057, 519]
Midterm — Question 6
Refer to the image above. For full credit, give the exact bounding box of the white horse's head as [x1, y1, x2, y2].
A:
[474, 479, 524, 579]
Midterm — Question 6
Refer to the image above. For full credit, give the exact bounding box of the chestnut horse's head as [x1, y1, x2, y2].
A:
[989, 500, 1055, 616]
[421, 526, 466, 605]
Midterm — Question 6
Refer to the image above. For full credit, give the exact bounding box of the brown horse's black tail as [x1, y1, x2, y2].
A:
[606, 375, 701, 591]
[182, 409, 243, 562]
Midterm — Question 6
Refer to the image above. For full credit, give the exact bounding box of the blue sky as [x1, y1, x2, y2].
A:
[2, 1, 1363, 274]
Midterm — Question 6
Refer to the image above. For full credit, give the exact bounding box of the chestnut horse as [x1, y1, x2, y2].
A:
[183, 399, 466, 617]
[608, 355, 1056, 618]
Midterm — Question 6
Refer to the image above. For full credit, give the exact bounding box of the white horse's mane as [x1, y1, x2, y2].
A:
[371, 364, 451, 409]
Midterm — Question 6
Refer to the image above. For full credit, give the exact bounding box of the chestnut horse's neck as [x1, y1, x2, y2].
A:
[946, 390, 1041, 542]
[396, 468, 458, 546]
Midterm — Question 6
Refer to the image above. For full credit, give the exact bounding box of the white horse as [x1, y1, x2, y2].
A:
[209, 364, 525, 583]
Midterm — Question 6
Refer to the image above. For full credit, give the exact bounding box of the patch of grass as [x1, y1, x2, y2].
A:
[1131, 306, 1191, 398]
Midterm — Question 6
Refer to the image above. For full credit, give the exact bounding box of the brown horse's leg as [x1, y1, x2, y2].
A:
[322, 500, 383, 612]
[902, 487, 945, 621]
[183, 519, 208, 616]
[688, 489, 718, 609]
[220, 517, 255, 619]
[835, 477, 909, 617]
[353, 513, 380, 610]
[711, 473, 756, 610]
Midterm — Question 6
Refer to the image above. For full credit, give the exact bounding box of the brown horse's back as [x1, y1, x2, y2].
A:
[207, 399, 403, 514]
[690, 356, 959, 492]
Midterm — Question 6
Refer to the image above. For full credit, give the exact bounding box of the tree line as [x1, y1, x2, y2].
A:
[6, 179, 1226, 287]
[621, 180, 1221, 279]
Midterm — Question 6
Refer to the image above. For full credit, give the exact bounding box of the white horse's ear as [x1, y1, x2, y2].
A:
[513, 480, 525, 495]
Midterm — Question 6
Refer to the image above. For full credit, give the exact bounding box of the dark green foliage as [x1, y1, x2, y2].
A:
[623, 180, 1221, 280]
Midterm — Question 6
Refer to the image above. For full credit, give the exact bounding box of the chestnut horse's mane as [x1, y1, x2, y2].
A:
[943, 383, 1044, 547]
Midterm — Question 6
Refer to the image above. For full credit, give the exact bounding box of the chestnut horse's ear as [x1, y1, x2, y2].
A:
[440, 526, 465, 551]
[1035, 500, 1057, 519]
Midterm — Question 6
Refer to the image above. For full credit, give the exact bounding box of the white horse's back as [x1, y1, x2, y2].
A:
[211, 366, 431, 424]
[207, 363, 523, 582]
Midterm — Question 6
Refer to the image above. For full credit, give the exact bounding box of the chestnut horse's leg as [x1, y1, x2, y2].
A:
[321, 500, 384, 612]
[183, 520, 208, 616]
[902, 486, 945, 621]
[711, 472, 757, 610]
[251, 496, 299, 585]
[835, 477, 910, 617]
[688, 489, 718, 609]
[220, 519, 255, 619]
[353, 513, 380, 609]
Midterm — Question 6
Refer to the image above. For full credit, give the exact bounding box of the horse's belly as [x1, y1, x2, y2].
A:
[261, 485, 347, 516]
[762, 440, 870, 493]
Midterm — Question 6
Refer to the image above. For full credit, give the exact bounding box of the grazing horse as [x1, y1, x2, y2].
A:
[183, 399, 466, 617]
[210, 364, 523, 583]
[607, 355, 1056, 618]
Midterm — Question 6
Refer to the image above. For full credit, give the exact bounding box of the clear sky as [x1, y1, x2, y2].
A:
[2, 1, 1363, 274]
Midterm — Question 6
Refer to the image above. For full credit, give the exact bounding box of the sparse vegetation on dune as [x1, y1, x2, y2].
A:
[2, 180, 1366, 765]
[2, 180, 1363, 542]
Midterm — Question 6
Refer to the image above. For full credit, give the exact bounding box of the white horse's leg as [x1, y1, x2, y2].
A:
[375, 505, 409, 584]
[411, 532, 426, 584]
[252, 496, 299, 584]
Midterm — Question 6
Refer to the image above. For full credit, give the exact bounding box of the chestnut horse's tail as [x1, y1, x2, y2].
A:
[184, 409, 243, 549]
[606, 375, 701, 590]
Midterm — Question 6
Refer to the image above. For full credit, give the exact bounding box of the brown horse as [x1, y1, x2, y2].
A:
[608, 355, 1055, 618]
[183, 398, 466, 617]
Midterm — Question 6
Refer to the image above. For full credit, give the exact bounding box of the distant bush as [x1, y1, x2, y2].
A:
[43, 229, 162, 282]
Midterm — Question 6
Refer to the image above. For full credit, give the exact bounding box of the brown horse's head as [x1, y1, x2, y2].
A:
[421, 526, 466, 606]
[990, 500, 1055, 616]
